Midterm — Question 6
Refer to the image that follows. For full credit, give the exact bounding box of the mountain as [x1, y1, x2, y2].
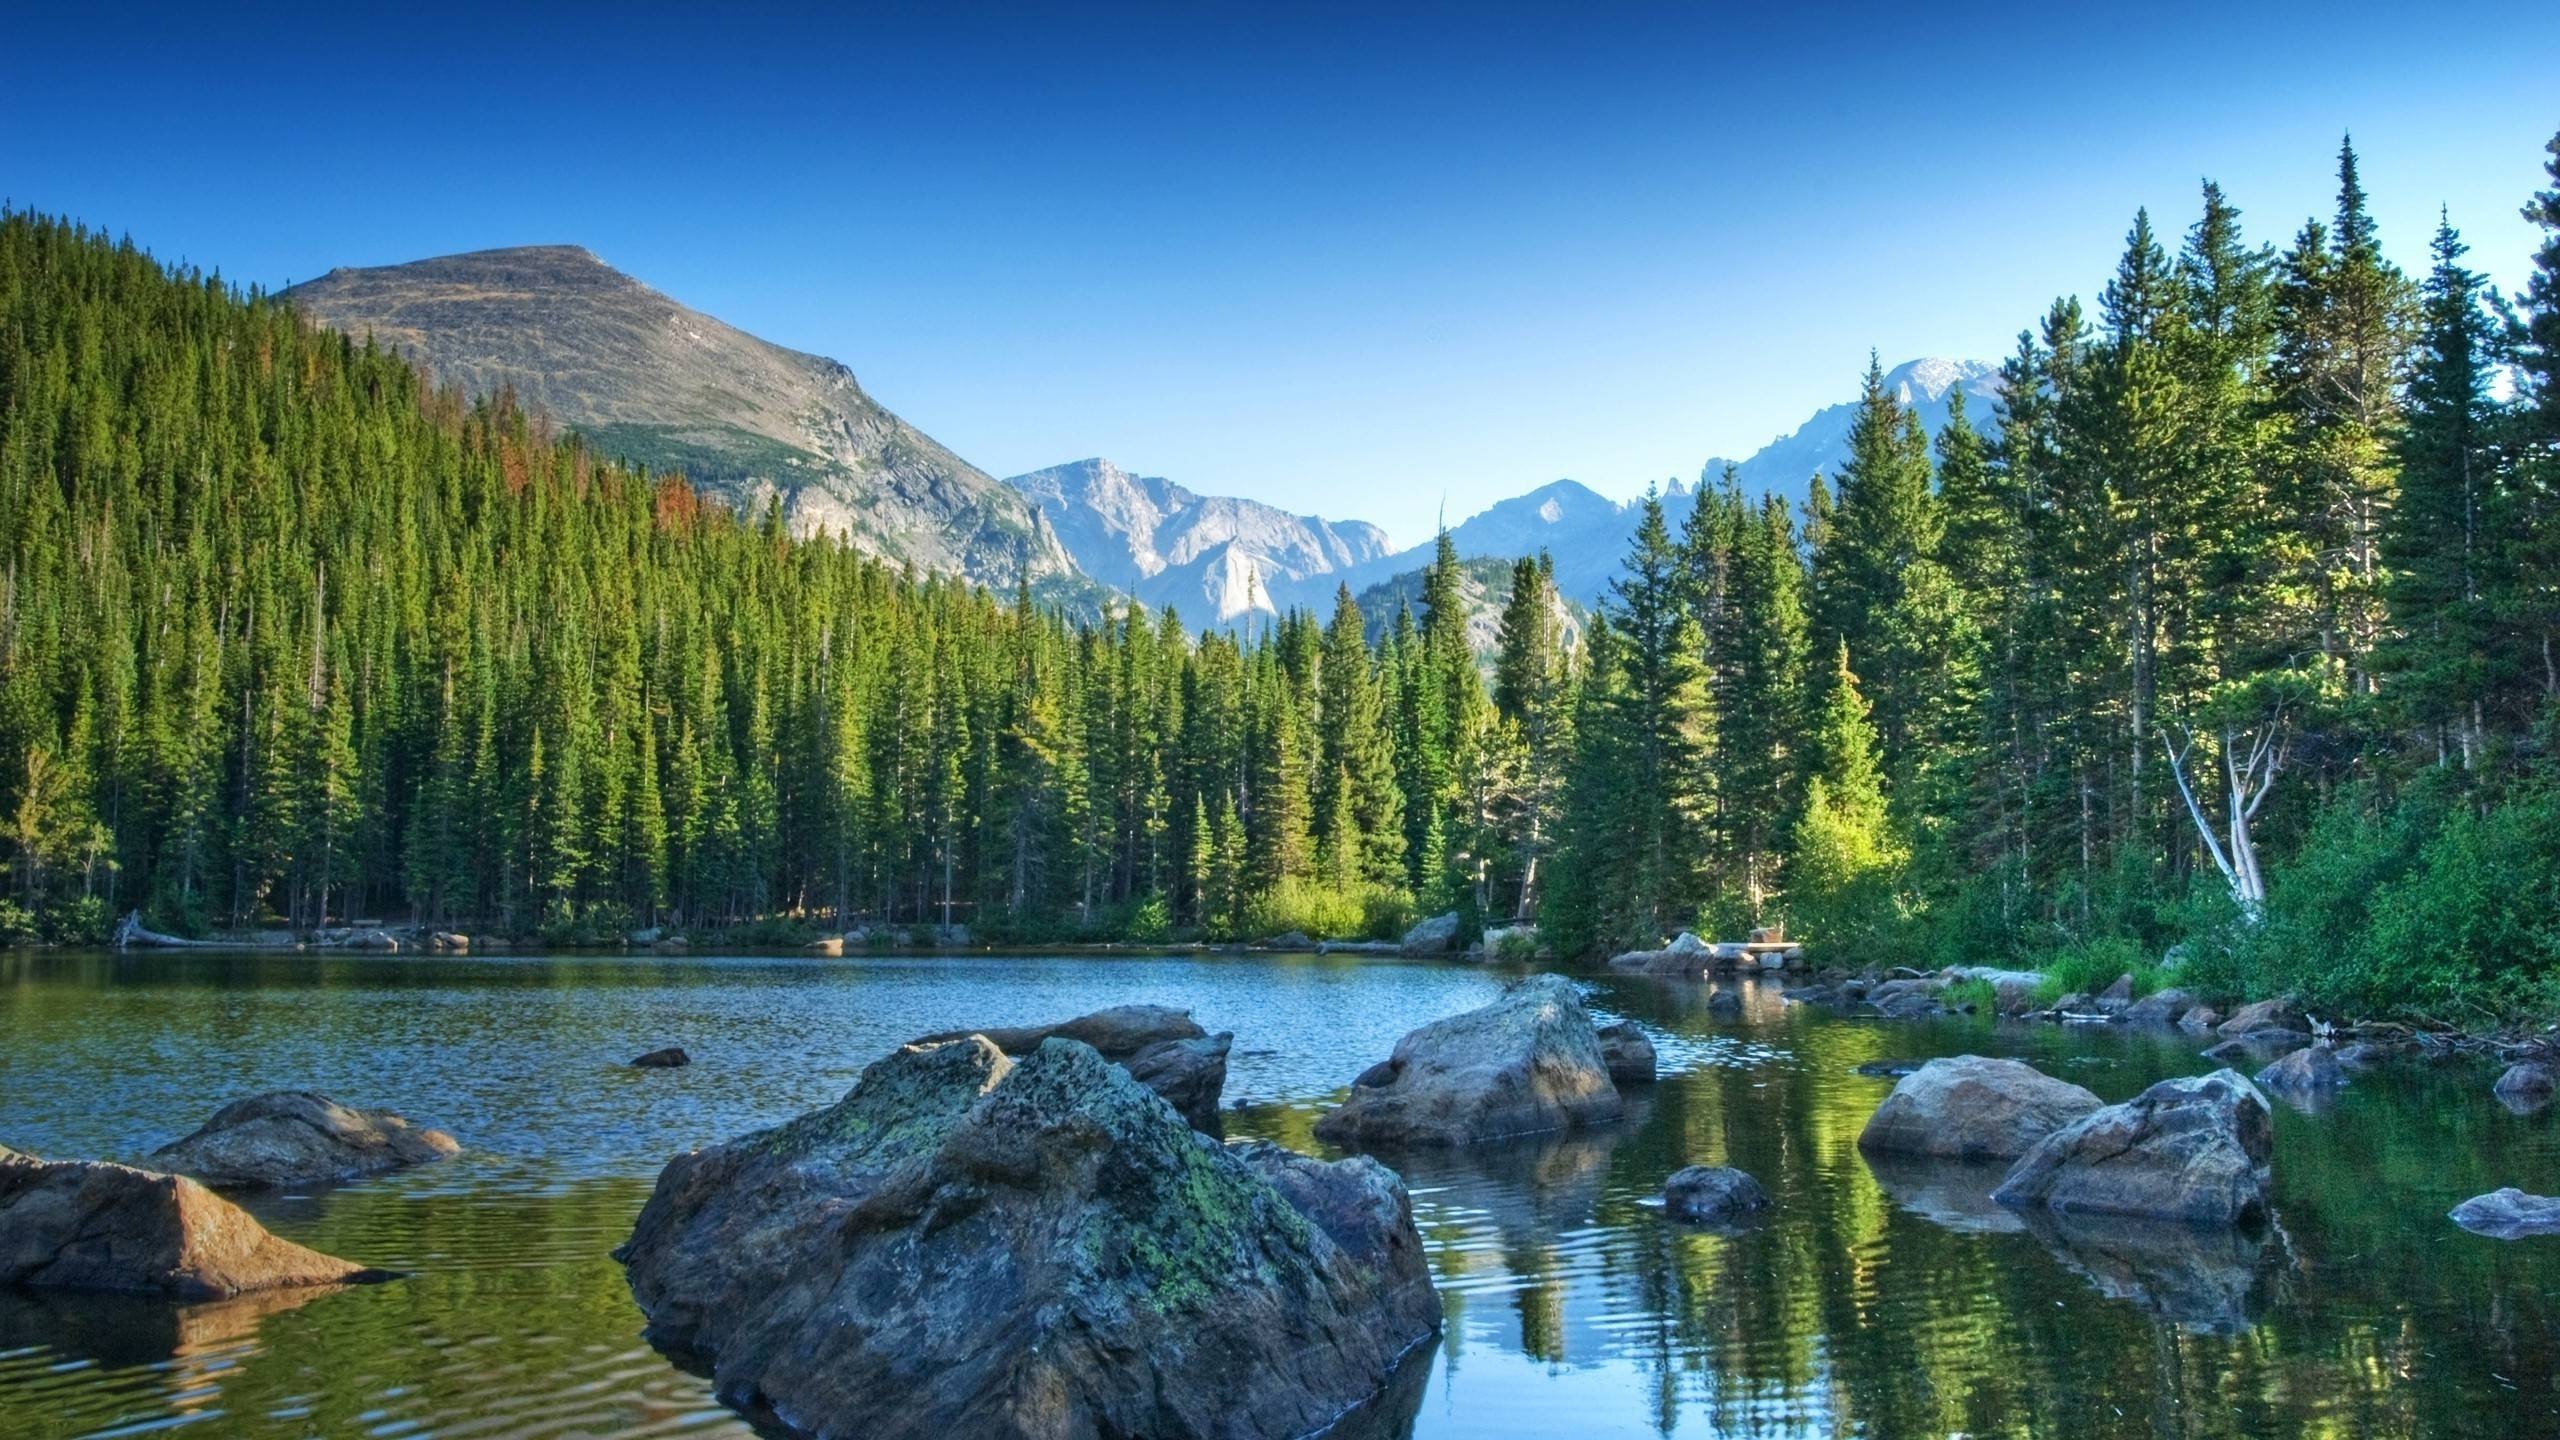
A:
[1697, 356, 2004, 506]
[281, 246, 1078, 592]
[1350, 555, 1586, 663]
[1007, 458, 1392, 623]
[1313, 357, 2005, 609]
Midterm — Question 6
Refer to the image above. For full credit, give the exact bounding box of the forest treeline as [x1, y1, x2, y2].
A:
[3, 130, 2558, 1014]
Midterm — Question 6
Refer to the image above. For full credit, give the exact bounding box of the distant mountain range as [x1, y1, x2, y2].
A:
[1005, 458, 1392, 623]
[1277, 357, 2006, 610]
[284, 245, 2001, 627]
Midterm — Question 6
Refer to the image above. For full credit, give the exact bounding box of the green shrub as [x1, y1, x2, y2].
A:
[2033, 935, 2165, 1005]
[1125, 892, 1172, 944]
[1359, 885, 1417, 941]
[37, 895, 109, 946]
[1483, 924, 1541, 962]
[1941, 976, 1997, 1014]
[538, 900, 640, 947]
[2237, 777, 2560, 1017]
[1244, 878, 1411, 942]
[0, 899, 34, 944]
[1925, 855, 2061, 971]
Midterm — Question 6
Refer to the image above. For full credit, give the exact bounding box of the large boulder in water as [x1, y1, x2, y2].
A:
[0, 1149, 390, 1300]
[2495, 1062, 2556, 1112]
[915, 1003, 1205, 1058]
[2218, 997, 2303, 1038]
[1122, 1034, 1234, 1136]
[618, 1036, 1436, 1440]
[1856, 1056, 2104, 1161]
[1315, 975, 1622, 1148]
[1400, 912, 1462, 956]
[149, 1091, 461, 1189]
[913, 1006, 1228, 1134]
[2255, 1045, 2346, 1093]
[2119, 988, 2196, 1027]
[1993, 1070, 2274, 1226]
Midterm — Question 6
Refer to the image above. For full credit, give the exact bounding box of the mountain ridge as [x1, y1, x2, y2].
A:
[282, 245, 1079, 592]
[1006, 457, 1391, 622]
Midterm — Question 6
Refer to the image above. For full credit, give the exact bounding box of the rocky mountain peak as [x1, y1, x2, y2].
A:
[284, 247, 1072, 592]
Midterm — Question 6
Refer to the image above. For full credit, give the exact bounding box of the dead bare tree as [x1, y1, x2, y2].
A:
[2161, 700, 2293, 923]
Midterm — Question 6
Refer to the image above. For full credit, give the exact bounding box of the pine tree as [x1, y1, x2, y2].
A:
[2383, 212, 2504, 764]
[2510, 130, 2560, 706]
[1718, 495, 1811, 918]
[1787, 644, 1905, 953]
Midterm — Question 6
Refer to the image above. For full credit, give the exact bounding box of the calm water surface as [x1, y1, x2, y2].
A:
[2, 950, 2556, 1438]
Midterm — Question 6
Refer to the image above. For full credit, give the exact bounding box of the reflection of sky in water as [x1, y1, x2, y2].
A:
[5, 953, 2560, 1438]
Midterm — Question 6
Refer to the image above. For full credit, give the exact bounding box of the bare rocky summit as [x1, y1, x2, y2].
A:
[1008, 458, 1391, 623]
[283, 246, 1077, 592]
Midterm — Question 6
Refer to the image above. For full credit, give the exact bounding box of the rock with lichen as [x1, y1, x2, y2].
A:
[617, 1036, 1437, 1440]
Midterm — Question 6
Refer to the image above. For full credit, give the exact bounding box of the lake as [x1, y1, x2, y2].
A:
[2, 950, 2556, 1438]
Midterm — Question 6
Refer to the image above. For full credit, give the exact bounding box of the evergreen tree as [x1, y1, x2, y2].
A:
[2383, 212, 2504, 763]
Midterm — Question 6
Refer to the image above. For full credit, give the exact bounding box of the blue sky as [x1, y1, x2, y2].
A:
[7, 2, 2555, 545]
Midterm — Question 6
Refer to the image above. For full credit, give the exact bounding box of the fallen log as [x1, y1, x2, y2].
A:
[113, 911, 229, 951]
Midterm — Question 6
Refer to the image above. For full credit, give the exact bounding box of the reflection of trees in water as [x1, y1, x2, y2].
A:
[1409, 979, 2560, 1438]
[1109, 1002, 2560, 1437]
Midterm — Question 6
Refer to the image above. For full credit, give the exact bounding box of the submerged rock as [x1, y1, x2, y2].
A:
[914, 1005, 1228, 1133]
[1993, 1070, 2274, 1226]
[2255, 1045, 2346, 1094]
[618, 1036, 1438, 1440]
[1594, 1021, 1657, 1085]
[1316, 975, 1621, 1148]
[1661, 1166, 1770, 1224]
[1857, 1056, 2104, 1161]
[632, 1047, 691, 1068]
[2450, 1188, 2560, 1239]
[0, 1150, 392, 1300]
[1706, 988, 1744, 1017]
[2177, 1004, 2223, 1034]
[1855, 1059, 1924, 1079]
[149, 1092, 460, 1189]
